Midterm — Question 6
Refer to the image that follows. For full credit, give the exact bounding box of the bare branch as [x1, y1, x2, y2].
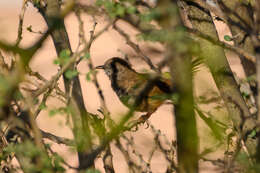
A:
[15, 0, 28, 46]
[186, 27, 256, 63]
[41, 130, 73, 146]
[113, 23, 158, 72]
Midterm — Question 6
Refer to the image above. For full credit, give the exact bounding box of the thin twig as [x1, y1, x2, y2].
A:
[27, 67, 67, 100]
[15, 0, 28, 46]
[150, 124, 177, 171]
[115, 139, 141, 172]
[47, 144, 79, 170]
[186, 27, 256, 63]
[122, 135, 151, 172]
[86, 19, 109, 114]
[74, 14, 115, 172]
[41, 130, 73, 146]
[32, 51, 82, 97]
[113, 23, 158, 72]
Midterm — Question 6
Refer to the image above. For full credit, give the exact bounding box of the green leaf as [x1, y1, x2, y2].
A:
[127, 6, 136, 14]
[59, 49, 71, 58]
[14, 90, 24, 100]
[53, 59, 61, 65]
[162, 72, 171, 80]
[246, 74, 256, 82]
[65, 69, 79, 79]
[224, 35, 232, 41]
[195, 107, 225, 141]
[84, 52, 91, 59]
[49, 107, 71, 117]
[54, 49, 71, 65]
[39, 102, 47, 110]
[171, 93, 179, 104]
[241, 91, 250, 98]
[52, 153, 66, 171]
[115, 4, 125, 17]
[86, 71, 92, 81]
[49, 109, 59, 117]
[248, 129, 257, 138]
[140, 9, 160, 22]
[104, 1, 116, 18]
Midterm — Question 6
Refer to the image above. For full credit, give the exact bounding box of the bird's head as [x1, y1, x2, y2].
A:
[95, 57, 133, 79]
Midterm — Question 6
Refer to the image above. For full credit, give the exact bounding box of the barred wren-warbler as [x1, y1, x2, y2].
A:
[96, 57, 172, 124]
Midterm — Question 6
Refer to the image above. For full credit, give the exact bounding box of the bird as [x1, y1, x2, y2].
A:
[96, 57, 173, 126]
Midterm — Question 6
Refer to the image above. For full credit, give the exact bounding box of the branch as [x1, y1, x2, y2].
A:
[32, 20, 113, 98]
[184, 0, 257, 157]
[113, 23, 158, 72]
[32, 50, 81, 97]
[186, 27, 256, 63]
[102, 146, 115, 173]
[0, 22, 55, 66]
[150, 125, 177, 171]
[41, 130, 73, 146]
[114, 139, 141, 172]
[15, 0, 27, 46]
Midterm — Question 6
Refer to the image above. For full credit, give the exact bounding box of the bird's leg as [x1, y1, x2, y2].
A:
[138, 112, 152, 124]
[126, 112, 153, 131]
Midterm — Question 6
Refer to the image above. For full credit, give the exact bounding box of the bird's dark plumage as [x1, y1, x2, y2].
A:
[96, 57, 172, 123]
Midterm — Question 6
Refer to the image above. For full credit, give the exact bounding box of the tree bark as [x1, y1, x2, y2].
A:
[185, 1, 257, 155]
[36, 0, 93, 169]
[220, 0, 256, 79]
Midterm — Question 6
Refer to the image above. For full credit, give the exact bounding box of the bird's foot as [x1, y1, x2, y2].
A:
[126, 114, 150, 131]
[126, 119, 144, 132]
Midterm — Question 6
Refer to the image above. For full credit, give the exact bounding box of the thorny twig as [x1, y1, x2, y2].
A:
[150, 123, 178, 171]
[26, 25, 44, 35]
[115, 139, 142, 172]
[74, 9, 87, 53]
[217, 1, 253, 34]
[118, 1, 256, 65]
[79, 16, 115, 172]
[26, 67, 67, 101]
[32, 49, 84, 97]
[74, 10, 114, 119]
[46, 144, 79, 170]
[200, 157, 225, 168]
[121, 135, 151, 172]
[41, 130, 73, 146]
[15, 0, 28, 46]
[225, 134, 247, 172]
[84, 17, 109, 112]
[113, 23, 158, 72]
[102, 146, 115, 173]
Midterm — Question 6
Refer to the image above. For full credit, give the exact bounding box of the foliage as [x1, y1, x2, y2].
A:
[0, 0, 259, 173]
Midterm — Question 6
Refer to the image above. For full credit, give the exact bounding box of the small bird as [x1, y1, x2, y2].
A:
[96, 57, 172, 125]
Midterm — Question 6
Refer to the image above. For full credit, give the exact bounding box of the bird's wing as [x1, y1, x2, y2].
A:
[154, 79, 172, 94]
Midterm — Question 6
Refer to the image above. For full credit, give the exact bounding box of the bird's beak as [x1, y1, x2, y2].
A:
[95, 65, 104, 69]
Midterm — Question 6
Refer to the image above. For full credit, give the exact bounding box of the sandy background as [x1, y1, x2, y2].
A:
[0, 1, 247, 172]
